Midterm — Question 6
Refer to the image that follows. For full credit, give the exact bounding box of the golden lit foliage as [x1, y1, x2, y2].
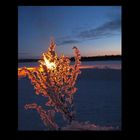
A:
[19, 38, 81, 129]
[25, 103, 58, 130]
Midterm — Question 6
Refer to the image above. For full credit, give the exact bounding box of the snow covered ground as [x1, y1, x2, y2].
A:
[18, 67, 121, 131]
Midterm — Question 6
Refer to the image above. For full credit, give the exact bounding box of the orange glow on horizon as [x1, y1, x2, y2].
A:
[18, 65, 97, 78]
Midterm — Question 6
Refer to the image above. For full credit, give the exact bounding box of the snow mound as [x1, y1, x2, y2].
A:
[61, 121, 118, 131]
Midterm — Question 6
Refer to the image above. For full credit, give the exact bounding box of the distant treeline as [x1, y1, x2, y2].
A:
[71, 55, 121, 61]
[18, 55, 121, 63]
[18, 59, 39, 63]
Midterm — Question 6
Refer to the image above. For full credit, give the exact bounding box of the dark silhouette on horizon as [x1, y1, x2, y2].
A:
[18, 55, 121, 63]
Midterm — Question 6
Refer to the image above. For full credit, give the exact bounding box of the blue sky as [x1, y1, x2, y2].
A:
[18, 6, 121, 59]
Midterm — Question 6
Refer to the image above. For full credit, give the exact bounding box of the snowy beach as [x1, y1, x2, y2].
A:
[18, 65, 121, 131]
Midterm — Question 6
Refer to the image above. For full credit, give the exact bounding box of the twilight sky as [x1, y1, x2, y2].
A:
[18, 6, 121, 59]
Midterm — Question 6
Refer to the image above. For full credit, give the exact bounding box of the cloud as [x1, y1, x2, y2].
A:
[78, 19, 121, 39]
[56, 18, 121, 46]
[57, 39, 80, 46]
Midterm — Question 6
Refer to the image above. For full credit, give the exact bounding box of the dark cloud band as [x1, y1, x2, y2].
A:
[57, 18, 121, 46]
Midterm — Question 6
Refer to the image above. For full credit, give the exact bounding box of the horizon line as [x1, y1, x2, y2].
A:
[18, 54, 121, 60]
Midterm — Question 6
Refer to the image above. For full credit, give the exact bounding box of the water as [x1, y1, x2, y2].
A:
[18, 61, 121, 130]
[18, 60, 121, 70]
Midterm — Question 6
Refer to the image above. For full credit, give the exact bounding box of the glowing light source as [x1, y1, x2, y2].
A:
[40, 53, 56, 70]
[18, 38, 81, 130]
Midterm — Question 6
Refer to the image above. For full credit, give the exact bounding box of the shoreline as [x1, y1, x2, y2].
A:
[18, 66, 121, 79]
[18, 55, 121, 63]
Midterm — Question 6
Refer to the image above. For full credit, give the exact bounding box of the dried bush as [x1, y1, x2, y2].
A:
[19, 39, 81, 130]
